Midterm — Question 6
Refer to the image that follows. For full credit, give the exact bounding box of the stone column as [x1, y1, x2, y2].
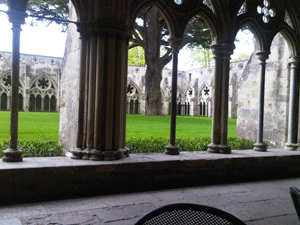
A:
[165, 37, 182, 155]
[3, 0, 28, 162]
[71, 26, 88, 159]
[207, 43, 234, 154]
[81, 21, 130, 160]
[253, 51, 270, 151]
[7, 95, 11, 110]
[83, 36, 97, 160]
[219, 44, 234, 154]
[41, 97, 44, 111]
[285, 56, 300, 150]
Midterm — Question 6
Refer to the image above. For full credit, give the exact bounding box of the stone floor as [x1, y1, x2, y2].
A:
[0, 177, 299, 225]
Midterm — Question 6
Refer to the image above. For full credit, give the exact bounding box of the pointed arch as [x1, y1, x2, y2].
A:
[198, 83, 211, 117]
[127, 81, 141, 114]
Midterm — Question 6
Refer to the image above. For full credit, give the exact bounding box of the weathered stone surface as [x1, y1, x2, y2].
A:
[237, 33, 289, 148]
[20, 210, 102, 225]
[93, 203, 155, 222]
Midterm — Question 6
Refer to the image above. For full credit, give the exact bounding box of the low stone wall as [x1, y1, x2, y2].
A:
[1, 149, 300, 205]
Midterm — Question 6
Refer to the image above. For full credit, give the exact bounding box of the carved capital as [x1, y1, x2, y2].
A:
[77, 20, 131, 42]
[168, 37, 183, 53]
[210, 43, 234, 58]
[256, 51, 270, 64]
[289, 56, 300, 68]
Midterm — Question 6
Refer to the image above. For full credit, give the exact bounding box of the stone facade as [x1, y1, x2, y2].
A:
[237, 34, 290, 148]
[0, 51, 63, 112]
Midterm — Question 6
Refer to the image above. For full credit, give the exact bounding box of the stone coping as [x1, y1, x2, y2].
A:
[1, 149, 300, 205]
[1, 149, 299, 170]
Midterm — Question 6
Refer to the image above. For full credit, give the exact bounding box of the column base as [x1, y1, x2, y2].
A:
[82, 149, 92, 160]
[165, 144, 180, 155]
[207, 143, 219, 153]
[253, 142, 268, 151]
[2, 148, 23, 162]
[219, 144, 231, 154]
[285, 143, 299, 151]
[70, 148, 84, 159]
[90, 148, 130, 161]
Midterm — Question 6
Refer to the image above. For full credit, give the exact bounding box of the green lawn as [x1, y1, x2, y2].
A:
[0, 112, 237, 142]
[0, 111, 60, 142]
[126, 114, 236, 139]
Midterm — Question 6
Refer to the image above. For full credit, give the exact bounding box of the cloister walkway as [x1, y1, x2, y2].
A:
[0, 177, 299, 224]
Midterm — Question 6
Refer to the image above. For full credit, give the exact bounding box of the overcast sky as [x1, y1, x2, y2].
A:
[0, 4, 253, 70]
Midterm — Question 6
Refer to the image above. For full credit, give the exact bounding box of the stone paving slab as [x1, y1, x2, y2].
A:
[93, 203, 155, 222]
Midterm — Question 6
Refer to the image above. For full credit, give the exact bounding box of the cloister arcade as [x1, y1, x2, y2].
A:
[2, 0, 300, 162]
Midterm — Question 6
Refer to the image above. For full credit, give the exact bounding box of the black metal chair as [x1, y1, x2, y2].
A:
[290, 187, 300, 220]
[135, 203, 246, 225]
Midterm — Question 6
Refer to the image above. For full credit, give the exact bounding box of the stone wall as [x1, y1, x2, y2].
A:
[236, 33, 290, 148]
[58, 2, 80, 150]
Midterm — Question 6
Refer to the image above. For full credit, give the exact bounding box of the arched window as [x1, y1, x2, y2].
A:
[50, 96, 56, 111]
[36, 95, 42, 111]
[44, 95, 50, 111]
[29, 94, 35, 111]
[18, 93, 23, 111]
[127, 82, 140, 114]
[30, 74, 58, 112]
[1, 92, 7, 110]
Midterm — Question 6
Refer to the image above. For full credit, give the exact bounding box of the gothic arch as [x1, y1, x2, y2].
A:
[29, 73, 58, 112]
[130, 1, 173, 36]
[198, 83, 211, 117]
[127, 81, 140, 114]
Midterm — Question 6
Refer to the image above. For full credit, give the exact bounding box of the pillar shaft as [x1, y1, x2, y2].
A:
[254, 51, 270, 151]
[207, 43, 234, 154]
[165, 37, 182, 155]
[71, 29, 88, 159]
[3, 3, 28, 162]
[285, 56, 300, 150]
[70, 21, 130, 161]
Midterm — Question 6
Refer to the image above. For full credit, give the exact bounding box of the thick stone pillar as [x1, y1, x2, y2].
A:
[3, 0, 28, 162]
[253, 51, 270, 151]
[71, 21, 130, 161]
[165, 37, 182, 155]
[207, 43, 234, 154]
[90, 22, 130, 160]
[285, 56, 300, 150]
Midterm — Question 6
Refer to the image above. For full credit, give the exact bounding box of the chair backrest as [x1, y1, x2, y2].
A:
[290, 187, 300, 220]
[135, 203, 246, 225]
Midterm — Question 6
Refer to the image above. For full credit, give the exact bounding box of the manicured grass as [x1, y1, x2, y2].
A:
[0, 111, 60, 142]
[126, 114, 237, 139]
[0, 112, 237, 142]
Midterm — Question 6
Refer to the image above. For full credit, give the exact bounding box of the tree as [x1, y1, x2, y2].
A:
[231, 52, 250, 62]
[189, 47, 214, 67]
[128, 45, 146, 66]
[0, 0, 69, 31]
[130, 7, 211, 115]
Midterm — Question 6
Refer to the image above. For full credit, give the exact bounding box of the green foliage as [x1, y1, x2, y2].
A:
[231, 52, 250, 62]
[126, 137, 254, 153]
[188, 47, 214, 67]
[0, 0, 69, 31]
[0, 140, 63, 157]
[128, 45, 146, 66]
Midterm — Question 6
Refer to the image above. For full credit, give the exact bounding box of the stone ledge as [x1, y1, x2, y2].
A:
[1, 149, 300, 205]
